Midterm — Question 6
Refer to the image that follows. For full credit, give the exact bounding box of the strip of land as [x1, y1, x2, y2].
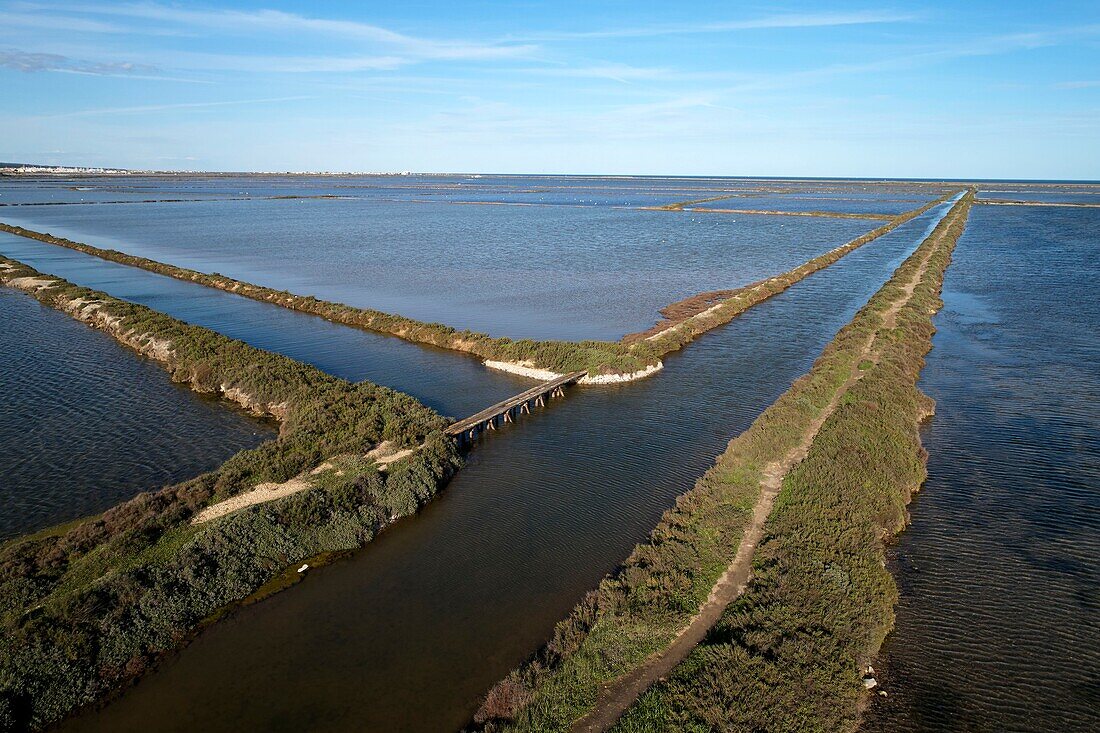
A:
[0, 195, 349, 207]
[0, 257, 459, 733]
[0, 220, 658, 378]
[469, 190, 974, 733]
[623, 191, 958, 345]
[609, 188, 973, 733]
[975, 198, 1100, 208]
[652, 194, 742, 210]
[0, 191, 956, 382]
[682, 207, 895, 220]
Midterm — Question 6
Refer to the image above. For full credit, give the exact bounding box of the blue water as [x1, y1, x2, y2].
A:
[0, 287, 273, 539]
[0, 231, 526, 419]
[54, 195, 956, 733]
[11, 177, 1089, 732]
[863, 204, 1100, 732]
[0, 196, 878, 340]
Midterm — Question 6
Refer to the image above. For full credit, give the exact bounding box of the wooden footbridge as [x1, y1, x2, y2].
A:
[445, 370, 587, 444]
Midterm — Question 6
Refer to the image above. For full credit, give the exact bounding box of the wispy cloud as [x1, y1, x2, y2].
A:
[150, 51, 409, 73]
[1056, 80, 1100, 89]
[0, 9, 124, 33]
[506, 10, 916, 42]
[40, 95, 314, 118]
[522, 63, 679, 84]
[0, 48, 209, 82]
[2, 48, 150, 74]
[39, 2, 536, 61]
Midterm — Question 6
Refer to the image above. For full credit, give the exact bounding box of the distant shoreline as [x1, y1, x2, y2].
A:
[3, 167, 1099, 186]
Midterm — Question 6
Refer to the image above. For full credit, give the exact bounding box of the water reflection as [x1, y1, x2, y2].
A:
[56, 203, 953, 732]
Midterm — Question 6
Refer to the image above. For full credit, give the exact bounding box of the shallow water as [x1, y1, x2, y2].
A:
[54, 199, 954, 733]
[862, 205, 1100, 731]
[0, 231, 526, 419]
[692, 194, 924, 215]
[0, 288, 274, 540]
[0, 196, 877, 340]
[977, 188, 1100, 204]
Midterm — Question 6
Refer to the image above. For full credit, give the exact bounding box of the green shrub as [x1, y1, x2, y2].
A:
[472, 192, 973, 732]
[0, 192, 956, 377]
[0, 257, 461, 733]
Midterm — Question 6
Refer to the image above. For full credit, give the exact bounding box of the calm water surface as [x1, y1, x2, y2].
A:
[692, 194, 923, 215]
[977, 188, 1100, 204]
[54, 201, 954, 733]
[863, 205, 1100, 732]
[0, 174, 947, 206]
[0, 198, 877, 340]
[0, 231, 525, 418]
[6, 178, 1094, 731]
[0, 288, 273, 540]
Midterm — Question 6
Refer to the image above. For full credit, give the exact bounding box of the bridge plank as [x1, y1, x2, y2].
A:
[445, 370, 587, 436]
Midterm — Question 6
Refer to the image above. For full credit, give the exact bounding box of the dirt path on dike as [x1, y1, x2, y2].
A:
[570, 228, 943, 733]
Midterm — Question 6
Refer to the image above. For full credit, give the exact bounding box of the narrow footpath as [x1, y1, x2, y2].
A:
[570, 199, 959, 733]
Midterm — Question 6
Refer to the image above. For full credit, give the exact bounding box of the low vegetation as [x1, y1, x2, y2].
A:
[652, 194, 741, 210]
[0, 192, 956, 378]
[624, 191, 957, 346]
[0, 222, 655, 377]
[611, 191, 972, 733]
[686, 208, 895, 220]
[470, 192, 973, 732]
[0, 258, 460, 732]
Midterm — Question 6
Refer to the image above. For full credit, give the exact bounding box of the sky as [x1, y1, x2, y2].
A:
[1, 1, 1098, 178]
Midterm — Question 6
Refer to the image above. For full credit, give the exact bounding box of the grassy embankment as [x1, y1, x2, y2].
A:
[0, 191, 955, 379]
[0, 222, 654, 376]
[689, 207, 895, 220]
[471, 191, 973, 732]
[611, 189, 972, 733]
[0, 257, 460, 732]
[653, 194, 741, 210]
[624, 191, 958, 346]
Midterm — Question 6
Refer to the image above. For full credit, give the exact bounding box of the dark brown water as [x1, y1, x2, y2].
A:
[0, 288, 274, 540]
[862, 205, 1100, 731]
[47, 200, 953, 732]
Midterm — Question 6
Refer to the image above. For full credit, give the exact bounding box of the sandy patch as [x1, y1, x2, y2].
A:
[366, 441, 416, 468]
[192, 473, 316, 524]
[580, 363, 663, 384]
[193, 443, 417, 524]
[6, 276, 56, 291]
[484, 360, 563, 381]
[485, 359, 664, 384]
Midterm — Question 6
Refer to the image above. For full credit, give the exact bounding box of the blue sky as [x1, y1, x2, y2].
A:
[1, 1, 1097, 178]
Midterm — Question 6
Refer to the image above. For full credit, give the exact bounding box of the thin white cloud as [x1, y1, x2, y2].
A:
[40, 95, 314, 118]
[506, 10, 917, 42]
[523, 64, 678, 84]
[0, 48, 209, 82]
[0, 9, 123, 33]
[1, 48, 151, 74]
[150, 51, 409, 73]
[40, 2, 536, 61]
[1055, 80, 1100, 89]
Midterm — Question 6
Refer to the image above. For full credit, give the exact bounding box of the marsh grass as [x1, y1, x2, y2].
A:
[0, 193, 956, 378]
[471, 192, 973, 732]
[0, 258, 460, 732]
[611, 198, 970, 732]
